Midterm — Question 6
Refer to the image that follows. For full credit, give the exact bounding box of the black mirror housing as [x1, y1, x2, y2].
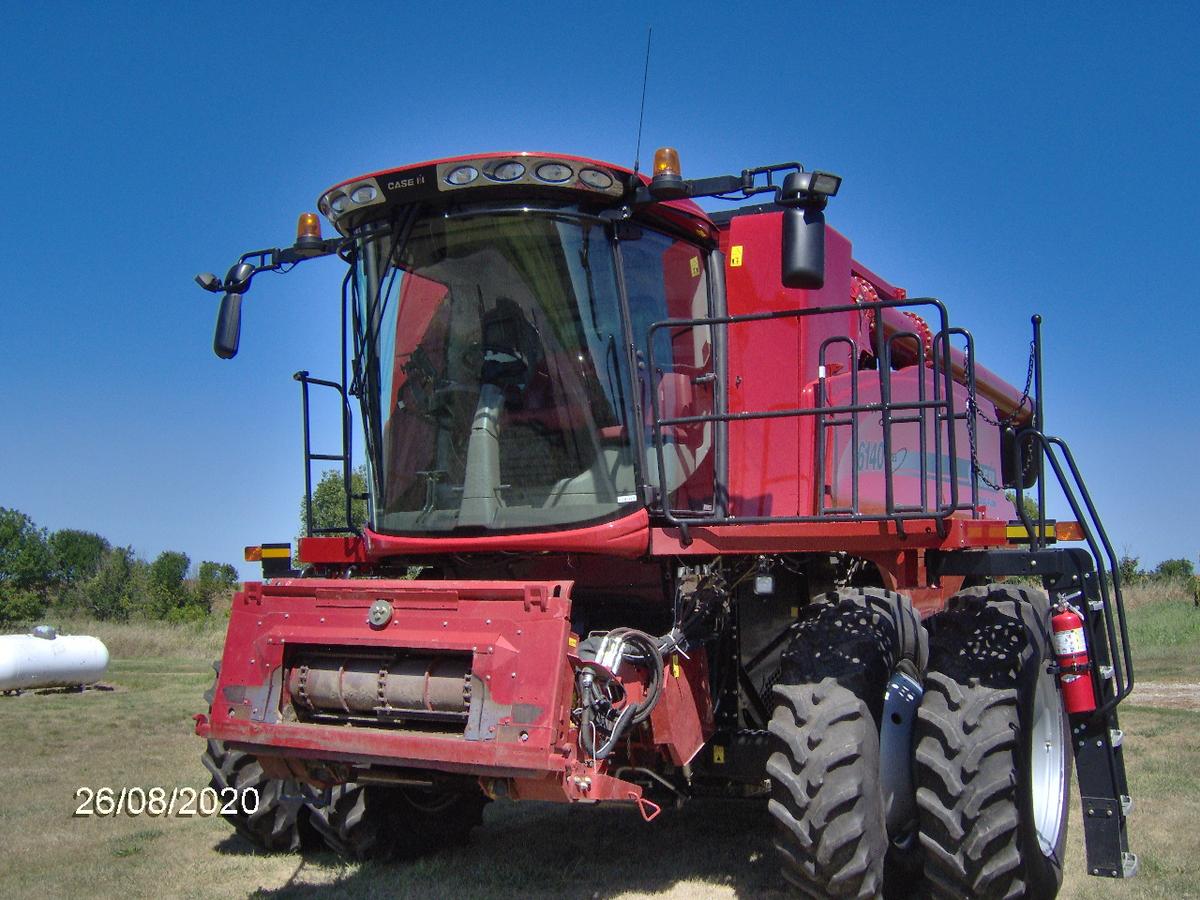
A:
[781, 205, 826, 290]
[213, 292, 243, 359]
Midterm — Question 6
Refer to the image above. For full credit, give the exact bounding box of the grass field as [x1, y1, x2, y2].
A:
[0, 589, 1196, 899]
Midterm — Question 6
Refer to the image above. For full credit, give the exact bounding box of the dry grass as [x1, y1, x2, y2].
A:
[0, 594, 1195, 898]
[1122, 579, 1196, 610]
[42, 615, 227, 662]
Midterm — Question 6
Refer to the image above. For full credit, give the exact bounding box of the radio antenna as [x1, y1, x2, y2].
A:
[632, 27, 653, 175]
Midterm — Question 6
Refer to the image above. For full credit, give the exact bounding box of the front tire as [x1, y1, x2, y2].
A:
[201, 739, 318, 852]
[914, 585, 1070, 899]
[769, 679, 888, 898]
[767, 588, 928, 898]
[201, 666, 319, 853]
[309, 782, 488, 861]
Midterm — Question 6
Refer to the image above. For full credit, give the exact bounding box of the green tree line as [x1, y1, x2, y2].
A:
[0, 507, 238, 625]
[1118, 553, 1196, 587]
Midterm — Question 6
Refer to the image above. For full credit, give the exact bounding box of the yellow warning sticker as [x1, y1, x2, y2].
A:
[672, 654, 681, 678]
[713, 746, 726, 764]
[567, 635, 578, 648]
[730, 245, 744, 267]
[689, 256, 700, 277]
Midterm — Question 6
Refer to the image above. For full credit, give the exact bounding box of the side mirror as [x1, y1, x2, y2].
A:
[780, 170, 838, 290]
[213, 292, 243, 359]
[213, 262, 255, 359]
[781, 205, 826, 290]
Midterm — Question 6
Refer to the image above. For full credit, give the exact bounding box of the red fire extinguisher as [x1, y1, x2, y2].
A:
[1051, 605, 1097, 714]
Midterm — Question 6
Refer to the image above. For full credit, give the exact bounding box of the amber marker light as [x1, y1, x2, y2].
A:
[1055, 521, 1085, 542]
[244, 546, 263, 562]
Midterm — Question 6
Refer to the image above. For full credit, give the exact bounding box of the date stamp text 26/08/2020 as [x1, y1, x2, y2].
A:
[73, 786, 260, 818]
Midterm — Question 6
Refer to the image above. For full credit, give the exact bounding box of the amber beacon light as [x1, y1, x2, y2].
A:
[295, 212, 324, 253]
[649, 147, 687, 199]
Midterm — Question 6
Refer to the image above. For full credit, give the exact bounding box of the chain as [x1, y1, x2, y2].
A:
[965, 339, 1037, 493]
[977, 339, 1036, 427]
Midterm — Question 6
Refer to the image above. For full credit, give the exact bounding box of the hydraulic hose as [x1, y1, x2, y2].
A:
[575, 629, 666, 760]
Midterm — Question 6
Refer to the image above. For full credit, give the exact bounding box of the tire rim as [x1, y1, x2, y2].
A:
[1030, 664, 1068, 856]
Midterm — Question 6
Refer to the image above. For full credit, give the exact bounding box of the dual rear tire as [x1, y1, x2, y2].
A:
[915, 585, 1070, 899]
[767, 588, 927, 898]
[767, 585, 1070, 899]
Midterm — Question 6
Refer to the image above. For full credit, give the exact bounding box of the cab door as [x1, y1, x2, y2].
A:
[620, 229, 716, 515]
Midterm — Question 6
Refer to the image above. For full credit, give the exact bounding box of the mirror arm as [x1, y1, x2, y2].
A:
[275, 236, 346, 266]
[198, 237, 349, 295]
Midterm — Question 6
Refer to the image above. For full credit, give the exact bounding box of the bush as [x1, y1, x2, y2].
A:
[1154, 558, 1195, 583]
[1118, 555, 1142, 586]
[82, 546, 139, 621]
[191, 561, 238, 615]
[48, 529, 110, 585]
[0, 508, 52, 594]
[147, 550, 190, 619]
[166, 603, 210, 625]
[300, 466, 368, 537]
[0, 587, 46, 625]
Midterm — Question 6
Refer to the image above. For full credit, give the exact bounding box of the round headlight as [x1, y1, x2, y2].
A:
[535, 162, 573, 183]
[329, 193, 348, 213]
[446, 165, 479, 186]
[579, 168, 614, 190]
[351, 185, 378, 204]
[489, 161, 526, 182]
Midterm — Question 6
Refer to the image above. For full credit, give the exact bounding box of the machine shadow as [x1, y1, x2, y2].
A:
[246, 797, 785, 899]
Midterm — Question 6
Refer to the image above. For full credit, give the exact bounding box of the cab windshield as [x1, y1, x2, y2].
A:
[353, 206, 638, 533]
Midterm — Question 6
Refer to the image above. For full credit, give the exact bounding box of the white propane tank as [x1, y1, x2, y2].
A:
[0, 626, 109, 691]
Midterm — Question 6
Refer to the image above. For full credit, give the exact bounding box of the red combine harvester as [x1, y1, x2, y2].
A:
[194, 148, 1135, 897]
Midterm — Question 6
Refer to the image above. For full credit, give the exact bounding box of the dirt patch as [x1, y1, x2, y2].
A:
[1128, 681, 1200, 710]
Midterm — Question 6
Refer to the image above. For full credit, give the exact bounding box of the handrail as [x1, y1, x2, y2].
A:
[1013, 431, 1133, 714]
[295, 370, 357, 537]
[644, 295, 984, 536]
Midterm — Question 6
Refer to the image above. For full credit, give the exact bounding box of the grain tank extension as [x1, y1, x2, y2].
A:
[194, 148, 1136, 897]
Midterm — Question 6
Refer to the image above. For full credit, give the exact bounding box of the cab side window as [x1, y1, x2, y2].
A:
[621, 230, 715, 513]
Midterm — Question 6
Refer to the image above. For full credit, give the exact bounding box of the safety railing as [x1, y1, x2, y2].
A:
[645, 295, 987, 533]
[295, 370, 358, 537]
[1006, 315, 1132, 711]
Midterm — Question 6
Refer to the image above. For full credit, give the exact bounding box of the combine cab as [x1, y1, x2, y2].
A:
[195, 148, 1135, 896]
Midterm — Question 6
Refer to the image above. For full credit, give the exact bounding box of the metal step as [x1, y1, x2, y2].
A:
[1123, 852, 1139, 878]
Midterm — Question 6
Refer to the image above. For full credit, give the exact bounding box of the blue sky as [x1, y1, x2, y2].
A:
[1, 1, 1195, 577]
